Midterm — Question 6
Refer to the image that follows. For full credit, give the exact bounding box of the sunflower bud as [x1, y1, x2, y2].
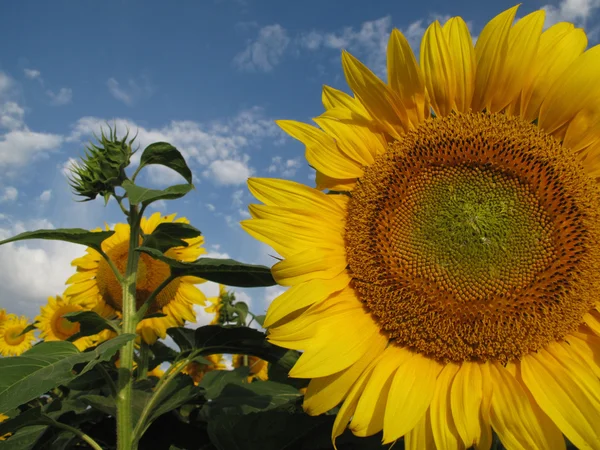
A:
[69, 127, 135, 202]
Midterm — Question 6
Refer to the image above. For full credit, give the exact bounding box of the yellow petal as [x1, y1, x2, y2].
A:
[248, 204, 344, 233]
[313, 115, 387, 166]
[539, 45, 600, 138]
[584, 311, 600, 337]
[430, 363, 464, 449]
[421, 20, 456, 117]
[271, 248, 347, 286]
[566, 332, 600, 378]
[315, 171, 356, 191]
[521, 348, 600, 449]
[489, 10, 544, 112]
[350, 347, 411, 437]
[264, 272, 351, 328]
[247, 178, 345, 215]
[471, 6, 519, 111]
[303, 334, 386, 415]
[388, 28, 429, 125]
[276, 120, 364, 179]
[451, 362, 484, 448]
[322, 85, 372, 120]
[520, 22, 587, 121]
[405, 409, 436, 450]
[383, 353, 442, 443]
[489, 362, 565, 449]
[442, 17, 476, 113]
[342, 51, 408, 139]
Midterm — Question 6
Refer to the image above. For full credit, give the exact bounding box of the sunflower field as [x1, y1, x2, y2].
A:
[2, 4, 600, 450]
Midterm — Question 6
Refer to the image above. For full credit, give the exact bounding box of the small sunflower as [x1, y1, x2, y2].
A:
[147, 366, 165, 379]
[183, 354, 226, 385]
[65, 212, 207, 344]
[0, 309, 7, 324]
[242, 6, 600, 449]
[205, 284, 226, 325]
[232, 354, 269, 381]
[0, 315, 36, 356]
[35, 295, 100, 351]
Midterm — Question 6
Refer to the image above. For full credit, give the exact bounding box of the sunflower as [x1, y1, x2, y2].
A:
[0, 309, 7, 325]
[0, 315, 36, 357]
[232, 354, 269, 381]
[204, 284, 226, 325]
[35, 295, 103, 351]
[242, 6, 600, 449]
[65, 212, 207, 344]
[183, 354, 226, 385]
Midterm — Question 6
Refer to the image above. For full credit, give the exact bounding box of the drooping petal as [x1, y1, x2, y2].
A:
[521, 348, 600, 449]
[450, 362, 485, 448]
[383, 352, 442, 444]
[566, 332, 600, 378]
[430, 363, 465, 450]
[405, 409, 436, 450]
[388, 28, 429, 125]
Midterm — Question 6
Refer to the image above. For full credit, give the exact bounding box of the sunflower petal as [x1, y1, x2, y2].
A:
[450, 362, 484, 448]
[405, 409, 436, 450]
[430, 363, 464, 450]
[322, 85, 372, 120]
[271, 248, 347, 286]
[442, 17, 476, 113]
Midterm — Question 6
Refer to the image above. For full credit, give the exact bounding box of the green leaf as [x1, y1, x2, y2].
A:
[167, 327, 195, 352]
[137, 247, 275, 287]
[0, 334, 134, 412]
[234, 302, 249, 325]
[143, 222, 201, 253]
[138, 142, 193, 184]
[253, 315, 266, 327]
[199, 367, 250, 399]
[0, 229, 114, 253]
[122, 180, 193, 206]
[0, 408, 42, 437]
[148, 341, 178, 369]
[63, 311, 119, 341]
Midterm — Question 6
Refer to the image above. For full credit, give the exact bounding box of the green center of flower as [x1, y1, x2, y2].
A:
[345, 112, 600, 363]
[4, 326, 25, 346]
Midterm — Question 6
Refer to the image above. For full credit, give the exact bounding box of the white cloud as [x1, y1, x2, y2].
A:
[60, 157, 78, 176]
[543, 0, 600, 27]
[0, 72, 14, 95]
[0, 102, 25, 130]
[204, 250, 231, 259]
[205, 159, 252, 185]
[106, 76, 154, 106]
[234, 24, 290, 72]
[0, 221, 87, 318]
[24, 69, 41, 80]
[0, 186, 18, 203]
[145, 164, 189, 187]
[232, 189, 244, 207]
[206, 203, 216, 212]
[39, 190, 52, 202]
[267, 156, 301, 177]
[0, 130, 63, 167]
[148, 199, 167, 210]
[46, 87, 73, 106]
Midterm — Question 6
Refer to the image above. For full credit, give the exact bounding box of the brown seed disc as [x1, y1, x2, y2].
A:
[345, 112, 600, 363]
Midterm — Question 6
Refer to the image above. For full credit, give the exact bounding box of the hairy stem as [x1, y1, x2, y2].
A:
[116, 205, 141, 450]
[48, 418, 104, 450]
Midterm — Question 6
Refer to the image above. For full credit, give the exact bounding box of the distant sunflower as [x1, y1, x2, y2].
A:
[0, 315, 36, 356]
[0, 309, 7, 326]
[205, 284, 226, 325]
[183, 354, 226, 385]
[147, 366, 165, 379]
[242, 6, 600, 449]
[65, 212, 207, 344]
[232, 354, 269, 381]
[35, 295, 100, 351]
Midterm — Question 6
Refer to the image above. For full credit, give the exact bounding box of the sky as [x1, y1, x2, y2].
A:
[1, 0, 599, 326]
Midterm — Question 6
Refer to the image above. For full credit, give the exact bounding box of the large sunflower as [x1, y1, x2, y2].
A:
[0, 314, 36, 356]
[242, 6, 600, 449]
[65, 212, 207, 344]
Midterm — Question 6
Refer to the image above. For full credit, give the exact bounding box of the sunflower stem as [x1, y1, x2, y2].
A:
[136, 275, 175, 321]
[116, 204, 142, 450]
[46, 417, 104, 450]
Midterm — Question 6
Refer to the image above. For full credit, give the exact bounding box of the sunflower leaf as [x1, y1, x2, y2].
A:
[136, 246, 276, 287]
[137, 142, 193, 184]
[0, 229, 114, 253]
[63, 311, 120, 340]
[0, 334, 135, 412]
[142, 222, 201, 253]
[122, 180, 193, 206]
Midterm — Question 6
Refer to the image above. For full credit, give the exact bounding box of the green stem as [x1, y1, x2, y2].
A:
[47, 418, 104, 450]
[137, 341, 150, 381]
[98, 249, 124, 283]
[116, 205, 142, 450]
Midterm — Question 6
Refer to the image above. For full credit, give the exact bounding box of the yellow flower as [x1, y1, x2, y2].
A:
[147, 366, 165, 379]
[205, 284, 226, 325]
[0, 309, 7, 325]
[35, 295, 102, 351]
[0, 315, 36, 356]
[232, 354, 269, 381]
[182, 354, 226, 385]
[242, 6, 600, 449]
[0, 413, 10, 441]
[65, 212, 207, 344]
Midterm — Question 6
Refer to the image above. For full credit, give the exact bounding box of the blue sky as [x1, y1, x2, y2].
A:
[1, 0, 599, 324]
